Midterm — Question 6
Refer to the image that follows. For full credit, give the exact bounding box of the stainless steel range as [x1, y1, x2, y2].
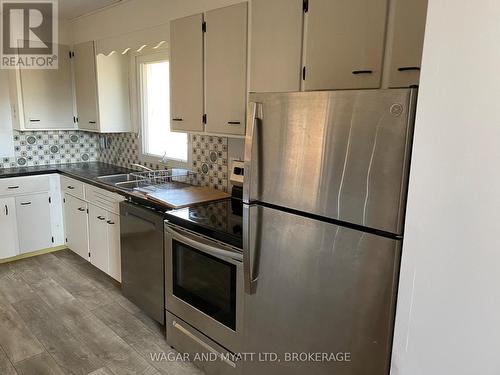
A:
[164, 197, 244, 374]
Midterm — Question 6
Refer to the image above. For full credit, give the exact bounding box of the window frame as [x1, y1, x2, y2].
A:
[135, 49, 191, 169]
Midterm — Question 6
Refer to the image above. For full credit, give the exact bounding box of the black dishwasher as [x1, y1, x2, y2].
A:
[120, 201, 165, 325]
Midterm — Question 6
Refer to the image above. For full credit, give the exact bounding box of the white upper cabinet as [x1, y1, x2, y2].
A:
[205, 2, 248, 136]
[74, 41, 99, 131]
[170, 13, 204, 132]
[250, 0, 303, 93]
[384, 0, 428, 88]
[10, 43, 76, 130]
[73, 41, 132, 133]
[304, 0, 389, 90]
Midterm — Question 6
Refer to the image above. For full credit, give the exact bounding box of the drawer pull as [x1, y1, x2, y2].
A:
[227, 121, 241, 125]
[398, 66, 420, 72]
[107, 220, 115, 225]
[67, 186, 75, 190]
[172, 118, 183, 122]
[352, 70, 373, 75]
[20, 202, 31, 206]
[172, 320, 236, 368]
[89, 121, 96, 124]
[7, 186, 19, 189]
[77, 207, 86, 212]
[29, 119, 41, 122]
[97, 216, 106, 221]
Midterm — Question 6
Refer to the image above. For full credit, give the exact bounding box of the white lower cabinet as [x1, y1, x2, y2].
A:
[15, 193, 52, 254]
[88, 203, 110, 274]
[64, 180, 123, 282]
[64, 194, 90, 260]
[0, 197, 19, 259]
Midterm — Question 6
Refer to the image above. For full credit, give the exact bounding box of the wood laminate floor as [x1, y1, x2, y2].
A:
[0, 249, 204, 375]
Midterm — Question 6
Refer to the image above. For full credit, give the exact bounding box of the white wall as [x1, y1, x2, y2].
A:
[70, 0, 244, 43]
[391, 1, 500, 374]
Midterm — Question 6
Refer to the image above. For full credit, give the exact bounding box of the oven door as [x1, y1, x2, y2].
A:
[165, 222, 243, 352]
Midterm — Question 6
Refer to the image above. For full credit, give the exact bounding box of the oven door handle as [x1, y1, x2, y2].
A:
[166, 226, 243, 263]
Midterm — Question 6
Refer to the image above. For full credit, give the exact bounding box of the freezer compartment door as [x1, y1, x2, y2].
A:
[245, 89, 416, 235]
[243, 204, 401, 375]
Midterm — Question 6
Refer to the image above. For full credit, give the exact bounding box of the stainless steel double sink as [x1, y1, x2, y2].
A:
[96, 174, 152, 191]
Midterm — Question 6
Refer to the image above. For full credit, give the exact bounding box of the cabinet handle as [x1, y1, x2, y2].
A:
[97, 216, 106, 221]
[89, 121, 96, 124]
[67, 186, 75, 190]
[29, 119, 41, 122]
[107, 220, 115, 225]
[20, 202, 31, 206]
[7, 186, 19, 189]
[352, 70, 373, 75]
[227, 121, 241, 125]
[78, 207, 85, 212]
[4, 205, 8, 215]
[398, 66, 421, 72]
[172, 118, 183, 122]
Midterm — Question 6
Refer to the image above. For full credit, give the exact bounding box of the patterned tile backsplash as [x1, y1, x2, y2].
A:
[1, 130, 230, 191]
[1, 130, 99, 168]
[98, 133, 229, 192]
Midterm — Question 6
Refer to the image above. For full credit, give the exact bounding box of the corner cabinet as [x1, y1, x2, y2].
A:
[9, 43, 77, 130]
[169, 2, 248, 136]
[73, 41, 132, 133]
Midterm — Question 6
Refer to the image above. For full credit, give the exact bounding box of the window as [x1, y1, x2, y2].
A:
[137, 52, 188, 166]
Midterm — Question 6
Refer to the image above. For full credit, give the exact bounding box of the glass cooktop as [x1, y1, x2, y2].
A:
[165, 198, 243, 248]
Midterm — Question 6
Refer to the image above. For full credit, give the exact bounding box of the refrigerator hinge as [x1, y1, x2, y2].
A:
[302, 66, 306, 80]
[303, 0, 309, 13]
[202, 114, 207, 124]
[202, 21, 206, 33]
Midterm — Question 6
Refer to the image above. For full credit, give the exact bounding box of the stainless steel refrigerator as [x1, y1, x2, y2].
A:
[242, 89, 417, 375]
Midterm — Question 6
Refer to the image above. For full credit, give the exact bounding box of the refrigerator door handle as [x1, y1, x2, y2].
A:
[243, 102, 263, 204]
[243, 204, 259, 294]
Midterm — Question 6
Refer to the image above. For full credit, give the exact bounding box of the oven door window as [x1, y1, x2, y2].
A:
[172, 240, 237, 330]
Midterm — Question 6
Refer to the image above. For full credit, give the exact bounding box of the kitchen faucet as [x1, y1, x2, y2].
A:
[130, 163, 154, 172]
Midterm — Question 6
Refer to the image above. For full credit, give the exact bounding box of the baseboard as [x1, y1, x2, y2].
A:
[0, 245, 68, 264]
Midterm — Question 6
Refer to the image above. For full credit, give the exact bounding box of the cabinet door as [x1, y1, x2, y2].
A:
[74, 41, 99, 131]
[64, 194, 89, 260]
[96, 52, 132, 132]
[205, 3, 248, 135]
[170, 13, 204, 132]
[89, 204, 108, 274]
[385, 0, 428, 88]
[0, 197, 18, 259]
[250, 0, 303, 93]
[304, 0, 388, 90]
[106, 212, 121, 282]
[19, 44, 75, 129]
[15, 193, 52, 253]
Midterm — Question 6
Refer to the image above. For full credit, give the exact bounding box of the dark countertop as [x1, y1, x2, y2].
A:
[0, 162, 169, 211]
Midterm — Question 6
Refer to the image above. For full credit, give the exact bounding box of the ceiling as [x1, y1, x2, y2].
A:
[58, 0, 123, 20]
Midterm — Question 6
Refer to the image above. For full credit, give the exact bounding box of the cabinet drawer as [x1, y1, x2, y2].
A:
[0, 175, 50, 196]
[166, 312, 241, 375]
[60, 176, 85, 199]
[85, 185, 125, 215]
